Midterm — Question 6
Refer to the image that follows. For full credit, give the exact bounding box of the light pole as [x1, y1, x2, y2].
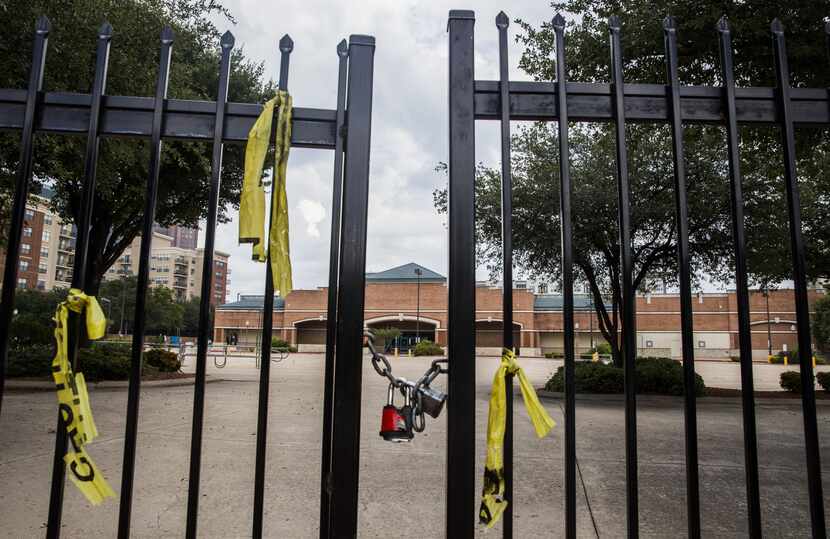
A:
[414, 267, 422, 343]
[764, 286, 773, 355]
[589, 293, 594, 350]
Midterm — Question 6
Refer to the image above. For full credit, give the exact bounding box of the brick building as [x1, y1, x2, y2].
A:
[214, 262, 826, 359]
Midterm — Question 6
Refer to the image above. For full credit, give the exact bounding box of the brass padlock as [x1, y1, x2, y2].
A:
[418, 385, 447, 419]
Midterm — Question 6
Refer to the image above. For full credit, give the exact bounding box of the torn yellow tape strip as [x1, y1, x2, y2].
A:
[51, 288, 115, 505]
[479, 348, 556, 527]
[239, 90, 294, 296]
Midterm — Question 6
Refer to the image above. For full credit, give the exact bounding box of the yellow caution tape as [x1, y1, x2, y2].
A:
[52, 289, 115, 505]
[479, 349, 556, 527]
[239, 90, 293, 296]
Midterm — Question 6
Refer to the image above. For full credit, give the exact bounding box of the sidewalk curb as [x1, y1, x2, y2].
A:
[537, 389, 830, 406]
[5, 375, 225, 392]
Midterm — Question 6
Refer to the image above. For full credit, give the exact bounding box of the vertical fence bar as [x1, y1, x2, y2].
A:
[771, 19, 826, 538]
[495, 12, 515, 539]
[0, 16, 49, 416]
[553, 14, 578, 539]
[328, 34, 375, 538]
[175, 30, 234, 539]
[250, 34, 293, 539]
[663, 17, 703, 539]
[319, 38, 348, 539]
[446, 10, 476, 538]
[716, 17, 762, 538]
[45, 22, 110, 539]
[608, 15, 639, 538]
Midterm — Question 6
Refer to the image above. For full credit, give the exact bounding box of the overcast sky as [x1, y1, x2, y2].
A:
[200, 1, 555, 301]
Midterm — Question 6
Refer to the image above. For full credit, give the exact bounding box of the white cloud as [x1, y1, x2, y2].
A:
[297, 198, 326, 238]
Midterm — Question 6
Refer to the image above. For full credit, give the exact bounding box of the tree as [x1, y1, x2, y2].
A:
[181, 296, 211, 337]
[373, 327, 402, 351]
[8, 287, 66, 347]
[99, 276, 183, 336]
[0, 0, 270, 294]
[434, 2, 830, 365]
[814, 295, 830, 355]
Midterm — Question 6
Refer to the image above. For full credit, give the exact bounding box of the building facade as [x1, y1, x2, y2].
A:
[214, 262, 825, 359]
[3, 193, 229, 304]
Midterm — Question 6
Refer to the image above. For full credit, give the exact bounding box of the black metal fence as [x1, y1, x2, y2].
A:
[447, 9, 828, 539]
[0, 17, 375, 539]
[1, 7, 829, 539]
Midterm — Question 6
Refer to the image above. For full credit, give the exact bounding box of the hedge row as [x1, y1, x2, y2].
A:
[544, 356, 705, 396]
[6, 343, 180, 381]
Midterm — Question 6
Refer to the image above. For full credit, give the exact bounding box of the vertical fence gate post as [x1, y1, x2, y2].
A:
[45, 21, 112, 539]
[328, 34, 375, 538]
[716, 17, 762, 538]
[250, 34, 294, 539]
[771, 19, 826, 539]
[607, 16, 640, 538]
[319, 38, 349, 539]
[446, 10, 476, 539]
[0, 16, 49, 417]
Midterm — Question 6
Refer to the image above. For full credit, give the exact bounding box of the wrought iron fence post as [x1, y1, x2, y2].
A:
[0, 16, 50, 417]
[446, 10, 477, 539]
[328, 34, 375, 538]
[771, 19, 826, 539]
[716, 17, 761, 538]
[319, 38, 348, 539]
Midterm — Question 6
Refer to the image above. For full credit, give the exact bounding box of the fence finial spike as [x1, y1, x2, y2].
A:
[160, 26, 175, 44]
[279, 34, 294, 53]
[716, 16, 729, 33]
[496, 11, 509, 29]
[337, 39, 348, 57]
[608, 15, 621, 31]
[221, 30, 235, 48]
[552, 13, 566, 29]
[35, 15, 51, 34]
[770, 18, 784, 33]
[98, 21, 113, 39]
[663, 15, 677, 30]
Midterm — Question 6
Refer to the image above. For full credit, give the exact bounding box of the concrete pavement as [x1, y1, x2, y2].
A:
[1, 354, 829, 537]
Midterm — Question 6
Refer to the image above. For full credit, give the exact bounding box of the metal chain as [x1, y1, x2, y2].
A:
[366, 330, 448, 432]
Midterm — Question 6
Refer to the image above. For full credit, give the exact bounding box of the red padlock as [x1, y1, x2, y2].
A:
[380, 384, 413, 442]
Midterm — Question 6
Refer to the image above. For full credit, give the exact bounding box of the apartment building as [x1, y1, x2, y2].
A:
[4, 193, 229, 304]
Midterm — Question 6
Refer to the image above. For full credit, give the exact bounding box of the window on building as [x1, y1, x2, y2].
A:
[698, 340, 706, 348]
[23, 226, 32, 237]
[42, 230, 50, 242]
[40, 247, 48, 258]
[25, 208, 34, 220]
[19, 260, 29, 272]
[21, 243, 31, 255]
[537, 283, 548, 294]
[37, 280, 46, 290]
[646, 340, 654, 348]
[17, 278, 27, 288]
[44, 214, 52, 225]
[38, 261, 47, 273]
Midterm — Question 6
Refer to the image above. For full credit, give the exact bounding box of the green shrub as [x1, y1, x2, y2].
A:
[413, 339, 443, 356]
[816, 372, 830, 392]
[545, 362, 623, 393]
[271, 337, 297, 353]
[544, 356, 705, 396]
[6, 344, 54, 378]
[144, 349, 181, 372]
[780, 371, 806, 393]
[78, 343, 132, 381]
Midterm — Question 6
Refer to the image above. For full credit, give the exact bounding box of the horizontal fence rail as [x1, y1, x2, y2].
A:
[473, 80, 830, 124]
[448, 9, 830, 539]
[0, 90, 338, 147]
